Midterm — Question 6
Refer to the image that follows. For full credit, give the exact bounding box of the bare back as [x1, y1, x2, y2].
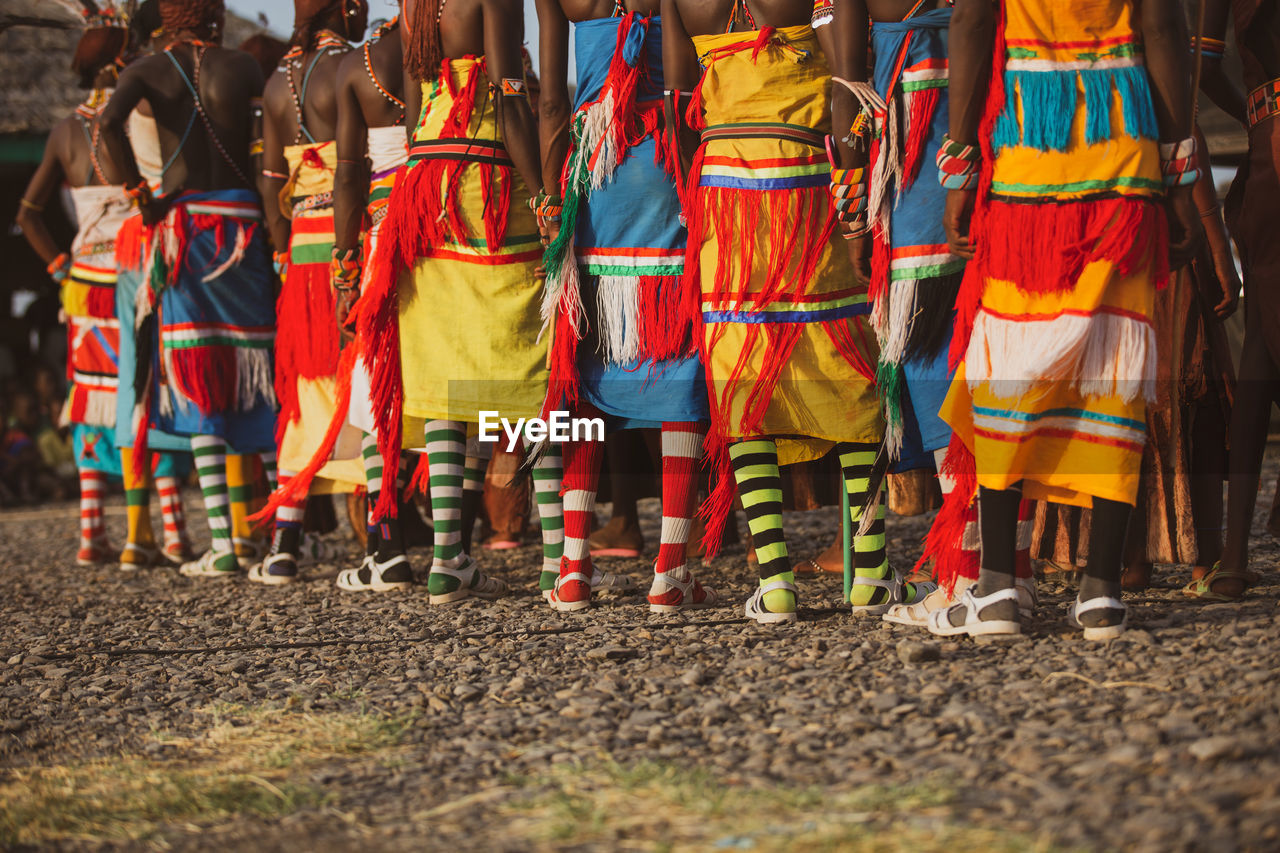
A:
[555, 0, 660, 21]
[264, 40, 352, 148]
[670, 0, 812, 35]
[108, 46, 263, 195]
[349, 23, 405, 129]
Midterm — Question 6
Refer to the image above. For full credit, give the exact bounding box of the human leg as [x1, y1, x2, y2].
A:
[730, 439, 797, 624]
[648, 422, 717, 612]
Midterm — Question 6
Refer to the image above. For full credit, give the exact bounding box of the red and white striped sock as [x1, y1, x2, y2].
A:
[79, 468, 107, 545]
[656, 422, 703, 578]
[154, 475, 187, 549]
[1015, 498, 1034, 579]
[560, 436, 603, 592]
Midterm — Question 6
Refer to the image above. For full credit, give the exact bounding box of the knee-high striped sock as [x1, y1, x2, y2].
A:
[657, 422, 703, 577]
[560, 437, 602, 588]
[729, 439, 793, 611]
[532, 444, 564, 591]
[837, 442, 893, 606]
[1015, 498, 1034, 579]
[120, 447, 155, 548]
[425, 420, 466, 575]
[154, 472, 187, 549]
[192, 436, 232, 555]
[224, 454, 256, 556]
[78, 467, 107, 545]
[361, 431, 402, 560]
[271, 468, 306, 556]
[461, 437, 489, 555]
[260, 450, 278, 492]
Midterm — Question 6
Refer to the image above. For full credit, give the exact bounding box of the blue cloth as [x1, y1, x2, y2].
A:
[571, 15, 707, 429]
[73, 425, 120, 477]
[873, 9, 958, 466]
[116, 255, 192, 454]
[143, 190, 277, 454]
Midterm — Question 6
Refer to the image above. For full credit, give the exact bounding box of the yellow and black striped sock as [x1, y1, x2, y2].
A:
[730, 439, 794, 612]
[837, 442, 898, 606]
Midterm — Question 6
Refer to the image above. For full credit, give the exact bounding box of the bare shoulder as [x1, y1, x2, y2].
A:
[482, 0, 524, 16]
[336, 46, 367, 94]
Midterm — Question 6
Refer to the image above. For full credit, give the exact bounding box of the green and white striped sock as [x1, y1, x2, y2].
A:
[192, 435, 232, 555]
[532, 444, 564, 591]
[425, 420, 467, 594]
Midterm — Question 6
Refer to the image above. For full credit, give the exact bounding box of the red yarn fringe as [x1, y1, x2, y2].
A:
[170, 345, 238, 416]
[85, 285, 117, 320]
[273, 258, 339, 444]
[406, 452, 431, 498]
[251, 343, 358, 528]
[115, 214, 145, 271]
[914, 432, 979, 593]
[902, 86, 940, 190]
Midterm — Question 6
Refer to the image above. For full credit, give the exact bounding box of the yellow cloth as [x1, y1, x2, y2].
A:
[278, 375, 365, 491]
[398, 61, 547, 432]
[945, 0, 1160, 507]
[690, 25, 882, 465]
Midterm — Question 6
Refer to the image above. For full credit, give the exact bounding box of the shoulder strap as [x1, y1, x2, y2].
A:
[163, 47, 252, 186]
[725, 0, 756, 33]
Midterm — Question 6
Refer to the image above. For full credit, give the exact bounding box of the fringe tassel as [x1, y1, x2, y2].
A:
[406, 452, 430, 498]
[115, 215, 145, 271]
[251, 344, 358, 528]
[595, 274, 641, 364]
[169, 345, 238, 416]
[915, 432, 978, 593]
[635, 273, 696, 363]
[274, 255, 340, 441]
[901, 86, 940, 190]
[85, 286, 117, 320]
[993, 66, 1159, 152]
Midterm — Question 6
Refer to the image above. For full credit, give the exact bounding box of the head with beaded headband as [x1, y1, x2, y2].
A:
[157, 0, 225, 43]
[290, 0, 368, 49]
[71, 1, 134, 89]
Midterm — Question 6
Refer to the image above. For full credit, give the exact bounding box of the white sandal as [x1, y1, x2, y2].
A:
[337, 554, 415, 592]
[591, 565, 636, 595]
[744, 579, 798, 624]
[883, 582, 958, 627]
[647, 568, 718, 614]
[548, 571, 592, 612]
[247, 552, 298, 585]
[428, 559, 507, 605]
[1068, 595, 1127, 641]
[927, 586, 1021, 637]
[234, 537, 266, 570]
[850, 572, 938, 617]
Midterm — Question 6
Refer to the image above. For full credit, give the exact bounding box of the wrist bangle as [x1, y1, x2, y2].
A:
[47, 253, 71, 282]
[937, 134, 982, 190]
[1159, 136, 1201, 188]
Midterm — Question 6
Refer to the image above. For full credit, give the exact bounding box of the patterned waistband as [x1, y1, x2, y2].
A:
[701, 122, 826, 148]
[291, 191, 334, 216]
[409, 138, 512, 166]
[1247, 79, 1280, 130]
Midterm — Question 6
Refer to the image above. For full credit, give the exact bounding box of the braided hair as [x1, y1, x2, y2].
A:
[157, 0, 225, 39]
[404, 0, 443, 83]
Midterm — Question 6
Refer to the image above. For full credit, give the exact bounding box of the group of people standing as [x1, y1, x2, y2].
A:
[16, 0, 1276, 643]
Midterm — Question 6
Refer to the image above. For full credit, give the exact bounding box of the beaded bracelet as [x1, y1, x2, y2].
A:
[47, 253, 71, 283]
[936, 134, 981, 190]
[331, 247, 361, 292]
[124, 178, 153, 208]
[829, 167, 869, 223]
[1190, 36, 1225, 61]
[273, 250, 289, 279]
[529, 190, 563, 225]
[1159, 137, 1201, 188]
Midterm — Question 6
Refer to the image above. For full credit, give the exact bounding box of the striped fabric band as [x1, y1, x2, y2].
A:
[575, 247, 684, 277]
[291, 191, 334, 215]
[1247, 79, 1280, 130]
[1190, 36, 1225, 61]
[69, 263, 117, 285]
[890, 244, 965, 281]
[703, 290, 869, 324]
[160, 323, 275, 350]
[182, 201, 262, 220]
[1004, 36, 1142, 72]
[901, 59, 948, 92]
[701, 122, 826, 149]
[409, 139, 513, 166]
[699, 154, 829, 191]
[972, 405, 1147, 454]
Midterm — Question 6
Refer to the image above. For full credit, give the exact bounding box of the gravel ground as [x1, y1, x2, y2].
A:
[2, 452, 1279, 851]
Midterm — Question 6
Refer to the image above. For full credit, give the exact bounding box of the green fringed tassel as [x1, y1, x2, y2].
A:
[876, 358, 905, 450]
[542, 114, 588, 284]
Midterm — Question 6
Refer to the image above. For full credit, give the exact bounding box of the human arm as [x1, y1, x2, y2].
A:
[535, 0, 571, 243]
[333, 55, 371, 335]
[99, 62, 154, 219]
[828, 0, 872, 284]
[1191, 125, 1239, 319]
[1140, 0, 1199, 269]
[1197, 0, 1246, 125]
[15, 120, 70, 270]
[484, 0, 543, 197]
[259, 72, 292, 261]
[942, 0, 995, 260]
[661, 0, 701, 184]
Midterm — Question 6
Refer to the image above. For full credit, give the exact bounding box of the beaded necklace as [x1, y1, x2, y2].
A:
[725, 0, 756, 33]
[76, 89, 112, 185]
[164, 41, 254, 187]
[283, 30, 352, 144]
[364, 17, 405, 119]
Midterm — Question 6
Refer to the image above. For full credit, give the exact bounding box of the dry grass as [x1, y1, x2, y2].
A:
[492, 762, 1057, 852]
[0, 702, 412, 846]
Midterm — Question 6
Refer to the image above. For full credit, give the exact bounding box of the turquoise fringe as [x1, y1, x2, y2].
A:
[993, 66, 1158, 152]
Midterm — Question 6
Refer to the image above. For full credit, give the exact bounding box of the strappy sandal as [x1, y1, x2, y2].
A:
[850, 573, 938, 618]
[163, 539, 195, 567]
[247, 552, 298, 585]
[298, 533, 339, 567]
[744, 578, 798, 624]
[1068, 594, 1128, 641]
[76, 536, 116, 567]
[179, 549, 240, 578]
[1015, 576, 1038, 619]
[591, 565, 637, 595]
[119, 542, 159, 571]
[234, 537, 267, 570]
[428, 559, 508, 605]
[927, 586, 1021, 637]
[337, 554, 415, 591]
[883, 582, 960, 627]
[1183, 563, 1251, 602]
[648, 566, 718, 614]
[548, 570, 592, 612]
